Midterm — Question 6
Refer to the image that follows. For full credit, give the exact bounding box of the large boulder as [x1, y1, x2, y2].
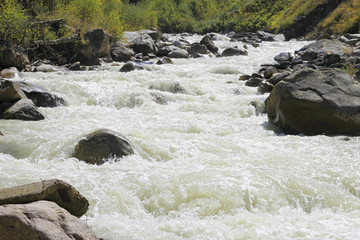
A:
[110, 43, 134, 62]
[78, 29, 110, 65]
[221, 47, 248, 57]
[0, 201, 98, 240]
[0, 80, 27, 103]
[2, 99, 45, 121]
[138, 29, 162, 41]
[168, 49, 189, 59]
[72, 129, 134, 165]
[297, 39, 351, 60]
[266, 68, 360, 135]
[14, 81, 65, 107]
[187, 43, 208, 54]
[0, 44, 29, 70]
[132, 34, 156, 55]
[0, 179, 89, 217]
[200, 35, 218, 53]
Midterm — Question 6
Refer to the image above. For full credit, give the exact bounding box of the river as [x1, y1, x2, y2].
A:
[1, 34, 360, 239]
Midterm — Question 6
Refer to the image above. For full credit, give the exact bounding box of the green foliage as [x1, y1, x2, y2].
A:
[0, 0, 39, 44]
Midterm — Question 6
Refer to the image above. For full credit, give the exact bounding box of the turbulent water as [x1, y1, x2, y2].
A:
[1, 34, 360, 240]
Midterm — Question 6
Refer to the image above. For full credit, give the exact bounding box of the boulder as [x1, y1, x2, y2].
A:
[2, 99, 45, 121]
[0, 45, 29, 70]
[132, 34, 156, 55]
[187, 43, 208, 54]
[258, 81, 274, 94]
[72, 129, 134, 165]
[0, 201, 98, 240]
[267, 72, 291, 85]
[78, 29, 110, 65]
[119, 61, 144, 72]
[168, 49, 189, 59]
[266, 68, 360, 135]
[221, 47, 248, 57]
[200, 35, 218, 53]
[35, 63, 68, 72]
[245, 78, 263, 87]
[274, 52, 292, 63]
[263, 67, 278, 79]
[0, 80, 27, 103]
[297, 39, 351, 58]
[239, 74, 251, 81]
[0, 179, 89, 217]
[138, 29, 162, 41]
[110, 44, 134, 62]
[156, 57, 173, 65]
[14, 81, 65, 107]
[156, 45, 180, 56]
[257, 31, 285, 42]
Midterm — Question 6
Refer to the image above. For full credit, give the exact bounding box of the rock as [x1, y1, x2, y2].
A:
[245, 78, 263, 87]
[187, 43, 208, 54]
[72, 129, 134, 165]
[132, 34, 156, 55]
[35, 63, 68, 72]
[263, 67, 278, 79]
[0, 67, 22, 79]
[221, 47, 248, 57]
[0, 131, 3, 136]
[0, 201, 98, 240]
[119, 61, 144, 72]
[274, 52, 292, 63]
[239, 74, 251, 81]
[2, 99, 45, 121]
[69, 61, 81, 71]
[156, 57, 173, 65]
[297, 39, 351, 58]
[258, 81, 274, 94]
[168, 49, 189, 59]
[138, 29, 162, 41]
[156, 45, 180, 57]
[266, 68, 360, 135]
[0, 44, 29, 70]
[0, 80, 27, 103]
[267, 72, 291, 85]
[14, 81, 65, 107]
[0, 179, 89, 217]
[257, 31, 285, 42]
[110, 44, 134, 62]
[78, 29, 110, 65]
[200, 35, 218, 53]
[173, 40, 186, 49]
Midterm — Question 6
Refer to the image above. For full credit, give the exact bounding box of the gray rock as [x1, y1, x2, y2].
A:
[35, 63, 68, 72]
[72, 129, 134, 165]
[138, 29, 162, 41]
[258, 81, 274, 94]
[119, 61, 144, 72]
[156, 45, 180, 57]
[0, 201, 98, 240]
[239, 74, 251, 81]
[14, 81, 65, 107]
[266, 68, 360, 135]
[156, 57, 173, 65]
[78, 29, 110, 65]
[274, 52, 292, 63]
[200, 35, 218, 53]
[110, 44, 134, 62]
[298, 39, 351, 57]
[0, 80, 27, 103]
[245, 78, 263, 87]
[263, 67, 278, 79]
[132, 34, 156, 55]
[0, 179, 89, 217]
[0, 45, 29, 70]
[2, 99, 45, 121]
[267, 72, 291, 85]
[168, 49, 189, 59]
[221, 47, 248, 57]
[187, 43, 208, 54]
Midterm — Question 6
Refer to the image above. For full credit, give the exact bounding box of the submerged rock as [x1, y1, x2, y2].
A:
[119, 61, 144, 72]
[72, 129, 134, 165]
[0, 179, 89, 217]
[0, 201, 98, 240]
[266, 68, 360, 135]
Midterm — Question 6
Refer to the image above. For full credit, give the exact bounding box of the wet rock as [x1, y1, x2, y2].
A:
[267, 72, 291, 85]
[221, 47, 248, 57]
[200, 35, 218, 53]
[274, 52, 292, 63]
[132, 34, 156, 55]
[266, 68, 360, 135]
[245, 78, 263, 87]
[0, 80, 27, 103]
[0, 179, 89, 217]
[69, 61, 81, 71]
[0, 201, 98, 240]
[263, 67, 278, 79]
[297, 39, 351, 57]
[173, 40, 186, 49]
[258, 81, 274, 94]
[2, 99, 45, 121]
[156, 45, 180, 57]
[0, 44, 29, 70]
[156, 57, 173, 65]
[168, 49, 189, 59]
[150, 92, 168, 105]
[110, 44, 134, 62]
[190, 53, 203, 58]
[72, 129, 134, 165]
[187, 43, 208, 54]
[35, 63, 68, 72]
[250, 100, 266, 115]
[78, 29, 110, 66]
[119, 61, 144, 72]
[14, 81, 65, 107]
[239, 74, 251, 81]
[257, 31, 285, 42]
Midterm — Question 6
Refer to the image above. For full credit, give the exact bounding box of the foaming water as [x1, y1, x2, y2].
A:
[1, 35, 360, 239]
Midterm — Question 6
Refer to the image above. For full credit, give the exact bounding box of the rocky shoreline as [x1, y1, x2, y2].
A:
[1, 29, 360, 239]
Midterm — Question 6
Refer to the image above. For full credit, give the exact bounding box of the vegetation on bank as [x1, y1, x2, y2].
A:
[0, 0, 359, 45]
